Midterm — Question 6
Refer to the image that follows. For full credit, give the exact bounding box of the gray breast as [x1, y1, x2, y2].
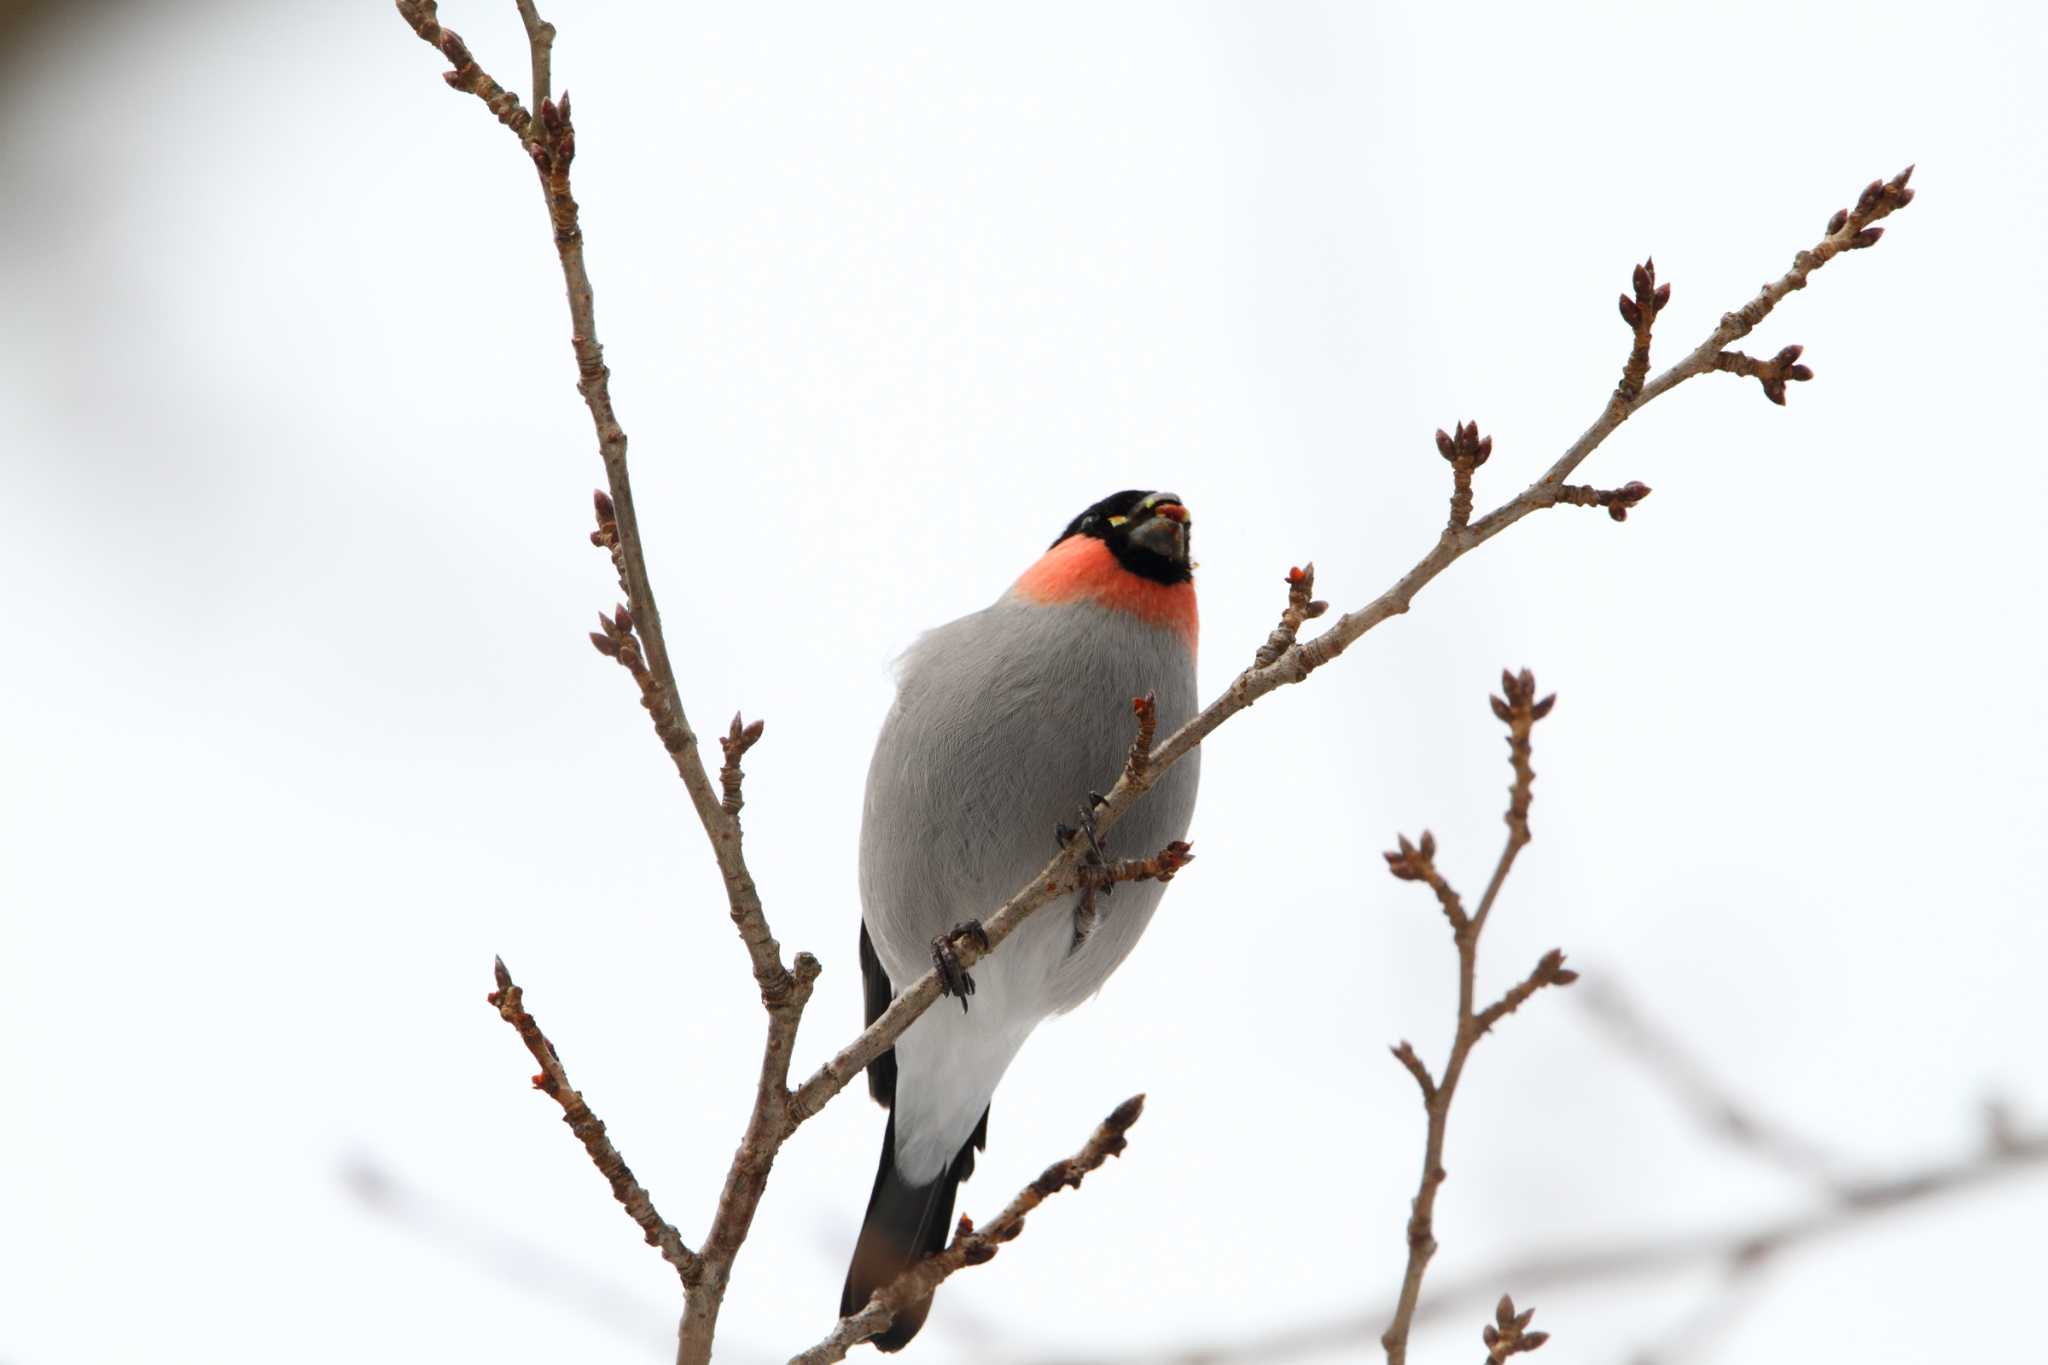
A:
[860, 593, 1200, 1019]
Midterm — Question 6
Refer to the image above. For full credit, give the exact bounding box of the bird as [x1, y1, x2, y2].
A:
[840, 489, 1201, 1350]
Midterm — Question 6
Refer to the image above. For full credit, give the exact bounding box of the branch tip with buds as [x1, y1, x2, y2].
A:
[719, 713, 767, 815]
[1437, 421, 1494, 529]
[1253, 563, 1329, 668]
[1483, 1294, 1551, 1362]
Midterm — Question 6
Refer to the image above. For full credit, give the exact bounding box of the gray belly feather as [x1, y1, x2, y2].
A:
[860, 593, 1200, 1019]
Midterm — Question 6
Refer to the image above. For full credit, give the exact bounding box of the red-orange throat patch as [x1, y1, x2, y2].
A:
[1011, 536, 1198, 651]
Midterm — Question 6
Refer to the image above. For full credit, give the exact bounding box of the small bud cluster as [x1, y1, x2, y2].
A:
[1435, 422, 1493, 529]
[1434, 420, 1494, 468]
[530, 91, 578, 173]
[1826, 164, 1915, 248]
[1490, 667, 1556, 726]
[1615, 257, 1671, 401]
[1483, 1294, 1551, 1362]
[1558, 478, 1654, 521]
[588, 602, 638, 664]
[1713, 342, 1815, 407]
[588, 597, 691, 755]
[1616, 257, 1672, 332]
[1383, 828, 1439, 882]
[718, 712, 768, 816]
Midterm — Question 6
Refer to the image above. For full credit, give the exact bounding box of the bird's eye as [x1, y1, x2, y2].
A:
[1105, 515, 1128, 527]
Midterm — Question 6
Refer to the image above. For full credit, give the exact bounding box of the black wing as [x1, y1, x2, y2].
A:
[859, 921, 897, 1106]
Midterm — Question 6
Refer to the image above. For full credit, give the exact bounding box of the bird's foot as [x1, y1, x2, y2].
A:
[1056, 792, 1114, 891]
[1065, 793, 1116, 951]
[931, 920, 988, 1013]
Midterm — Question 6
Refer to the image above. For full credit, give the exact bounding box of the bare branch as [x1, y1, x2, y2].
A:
[1389, 1041, 1436, 1101]
[1380, 672, 1572, 1365]
[486, 958, 700, 1284]
[792, 1096, 1146, 1364]
[513, 0, 554, 107]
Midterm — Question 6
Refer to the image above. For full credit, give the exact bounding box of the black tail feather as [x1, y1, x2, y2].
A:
[840, 1109, 989, 1352]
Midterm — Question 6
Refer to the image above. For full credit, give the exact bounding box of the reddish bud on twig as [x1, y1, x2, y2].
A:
[1255, 561, 1322, 667]
[1824, 164, 1915, 244]
[1714, 344, 1814, 406]
[1558, 480, 1652, 521]
[1438, 421, 1492, 528]
[1434, 420, 1493, 467]
[1383, 830, 1439, 881]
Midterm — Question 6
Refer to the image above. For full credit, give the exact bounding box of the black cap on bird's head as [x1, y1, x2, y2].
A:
[1053, 490, 1193, 585]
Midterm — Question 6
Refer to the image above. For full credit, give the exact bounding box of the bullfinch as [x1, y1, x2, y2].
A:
[841, 490, 1201, 1349]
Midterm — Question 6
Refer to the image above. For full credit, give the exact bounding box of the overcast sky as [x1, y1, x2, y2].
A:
[3, 2, 2044, 1363]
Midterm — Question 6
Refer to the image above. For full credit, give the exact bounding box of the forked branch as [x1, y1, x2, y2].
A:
[1379, 671, 1575, 1365]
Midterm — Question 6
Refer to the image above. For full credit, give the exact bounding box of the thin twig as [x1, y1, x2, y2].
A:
[487, 958, 700, 1283]
[1379, 670, 1573, 1365]
[513, 0, 553, 106]
[791, 1097, 1147, 1364]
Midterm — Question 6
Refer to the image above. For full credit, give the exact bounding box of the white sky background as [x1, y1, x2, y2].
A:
[2, 1, 2043, 1362]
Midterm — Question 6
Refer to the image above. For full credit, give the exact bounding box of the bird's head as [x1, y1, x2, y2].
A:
[1052, 489, 1193, 585]
[1012, 489, 1198, 649]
